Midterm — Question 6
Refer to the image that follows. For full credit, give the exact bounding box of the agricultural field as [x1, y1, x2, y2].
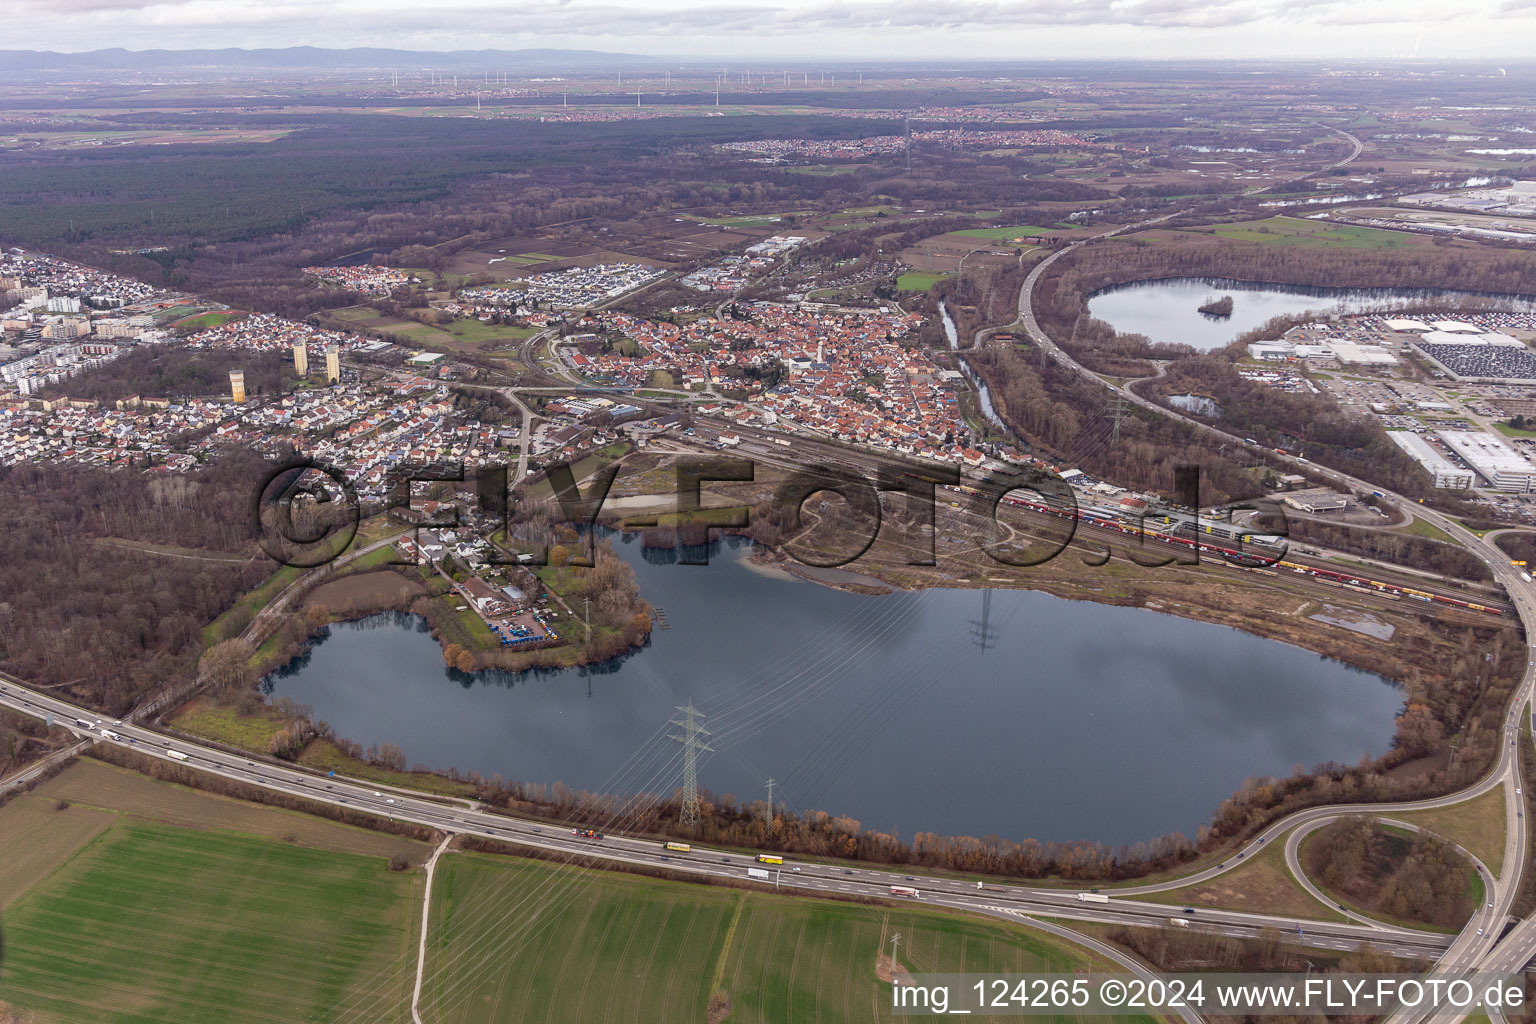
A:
[420, 851, 1134, 1024]
[0, 128, 292, 150]
[699, 211, 808, 227]
[0, 794, 115, 907]
[951, 224, 1052, 241]
[1199, 215, 1416, 249]
[0, 764, 424, 1024]
[34, 758, 433, 861]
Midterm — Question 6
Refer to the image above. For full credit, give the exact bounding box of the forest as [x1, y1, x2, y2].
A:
[966, 342, 1276, 504]
[44, 344, 289, 403]
[1303, 817, 1475, 928]
[0, 451, 275, 715]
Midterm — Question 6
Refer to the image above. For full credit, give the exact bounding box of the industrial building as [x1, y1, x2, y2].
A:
[1387, 431, 1476, 489]
[1247, 341, 1294, 361]
[1411, 333, 1536, 382]
[1435, 430, 1536, 491]
[1281, 488, 1350, 513]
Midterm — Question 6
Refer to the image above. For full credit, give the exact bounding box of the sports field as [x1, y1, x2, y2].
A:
[896, 271, 947, 291]
[419, 852, 1134, 1024]
[0, 818, 420, 1023]
[172, 310, 244, 331]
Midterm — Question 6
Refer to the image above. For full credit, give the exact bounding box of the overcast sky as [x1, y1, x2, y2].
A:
[11, 0, 1534, 61]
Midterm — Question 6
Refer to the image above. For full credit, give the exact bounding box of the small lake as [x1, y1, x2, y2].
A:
[269, 535, 1402, 847]
[1086, 276, 1536, 351]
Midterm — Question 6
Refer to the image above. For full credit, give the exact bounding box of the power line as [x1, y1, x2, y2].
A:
[669, 700, 713, 829]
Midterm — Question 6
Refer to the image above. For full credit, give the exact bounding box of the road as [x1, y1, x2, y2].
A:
[1281, 815, 1497, 933]
[997, 155, 1535, 1023]
[0, 675, 1468, 968]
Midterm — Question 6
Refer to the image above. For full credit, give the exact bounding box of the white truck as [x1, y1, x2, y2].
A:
[166, 750, 189, 761]
[1076, 892, 1110, 904]
[1169, 918, 1190, 928]
[747, 868, 770, 880]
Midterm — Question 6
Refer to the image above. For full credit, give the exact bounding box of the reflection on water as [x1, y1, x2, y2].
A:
[271, 535, 1402, 846]
[1087, 277, 1536, 351]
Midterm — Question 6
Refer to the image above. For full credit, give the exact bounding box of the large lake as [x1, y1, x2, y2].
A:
[1086, 277, 1536, 351]
[270, 535, 1401, 847]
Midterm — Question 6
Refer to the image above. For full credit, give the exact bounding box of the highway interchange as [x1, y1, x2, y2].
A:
[1002, 195, 1536, 1024]
[4, 121, 1532, 1021]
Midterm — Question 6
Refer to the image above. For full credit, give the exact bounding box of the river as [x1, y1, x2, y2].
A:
[1086, 277, 1536, 351]
[269, 534, 1401, 847]
[941, 300, 1006, 432]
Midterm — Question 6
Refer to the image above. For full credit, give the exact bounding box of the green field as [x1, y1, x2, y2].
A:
[1, 763, 1146, 1024]
[327, 304, 537, 350]
[436, 318, 539, 345]
[421, 852, 1136, 1024]
[1205, 215, 1413, 249]
[896, 271, 947, 291]
[951, 224, 1051, 240]
[0, 818, 420, 1024]
[173, 310, 244, 331]
[1387, 787, 1508, 875]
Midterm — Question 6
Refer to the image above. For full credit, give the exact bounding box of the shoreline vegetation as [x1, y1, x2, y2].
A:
[166, 517, 1524, 885]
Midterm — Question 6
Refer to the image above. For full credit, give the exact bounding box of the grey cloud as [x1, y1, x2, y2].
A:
[11, 0, 1521, 40]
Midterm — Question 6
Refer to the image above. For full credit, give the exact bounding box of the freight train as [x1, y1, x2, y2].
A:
[964, 486, 1503, 617]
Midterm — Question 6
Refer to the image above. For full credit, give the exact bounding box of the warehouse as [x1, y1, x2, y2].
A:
[1386, 431, 1476, 489]
[1411, 333, 1536, 382]
[1435, 430, 1536, 491]
[1329, 341, 1398, 366]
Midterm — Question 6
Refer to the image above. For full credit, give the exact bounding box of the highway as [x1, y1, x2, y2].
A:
[0, 673, 1468, 971]
[998, 181, 1536, 1024]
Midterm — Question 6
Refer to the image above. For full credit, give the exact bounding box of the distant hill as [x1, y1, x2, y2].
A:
[0, 47, 660, 74]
